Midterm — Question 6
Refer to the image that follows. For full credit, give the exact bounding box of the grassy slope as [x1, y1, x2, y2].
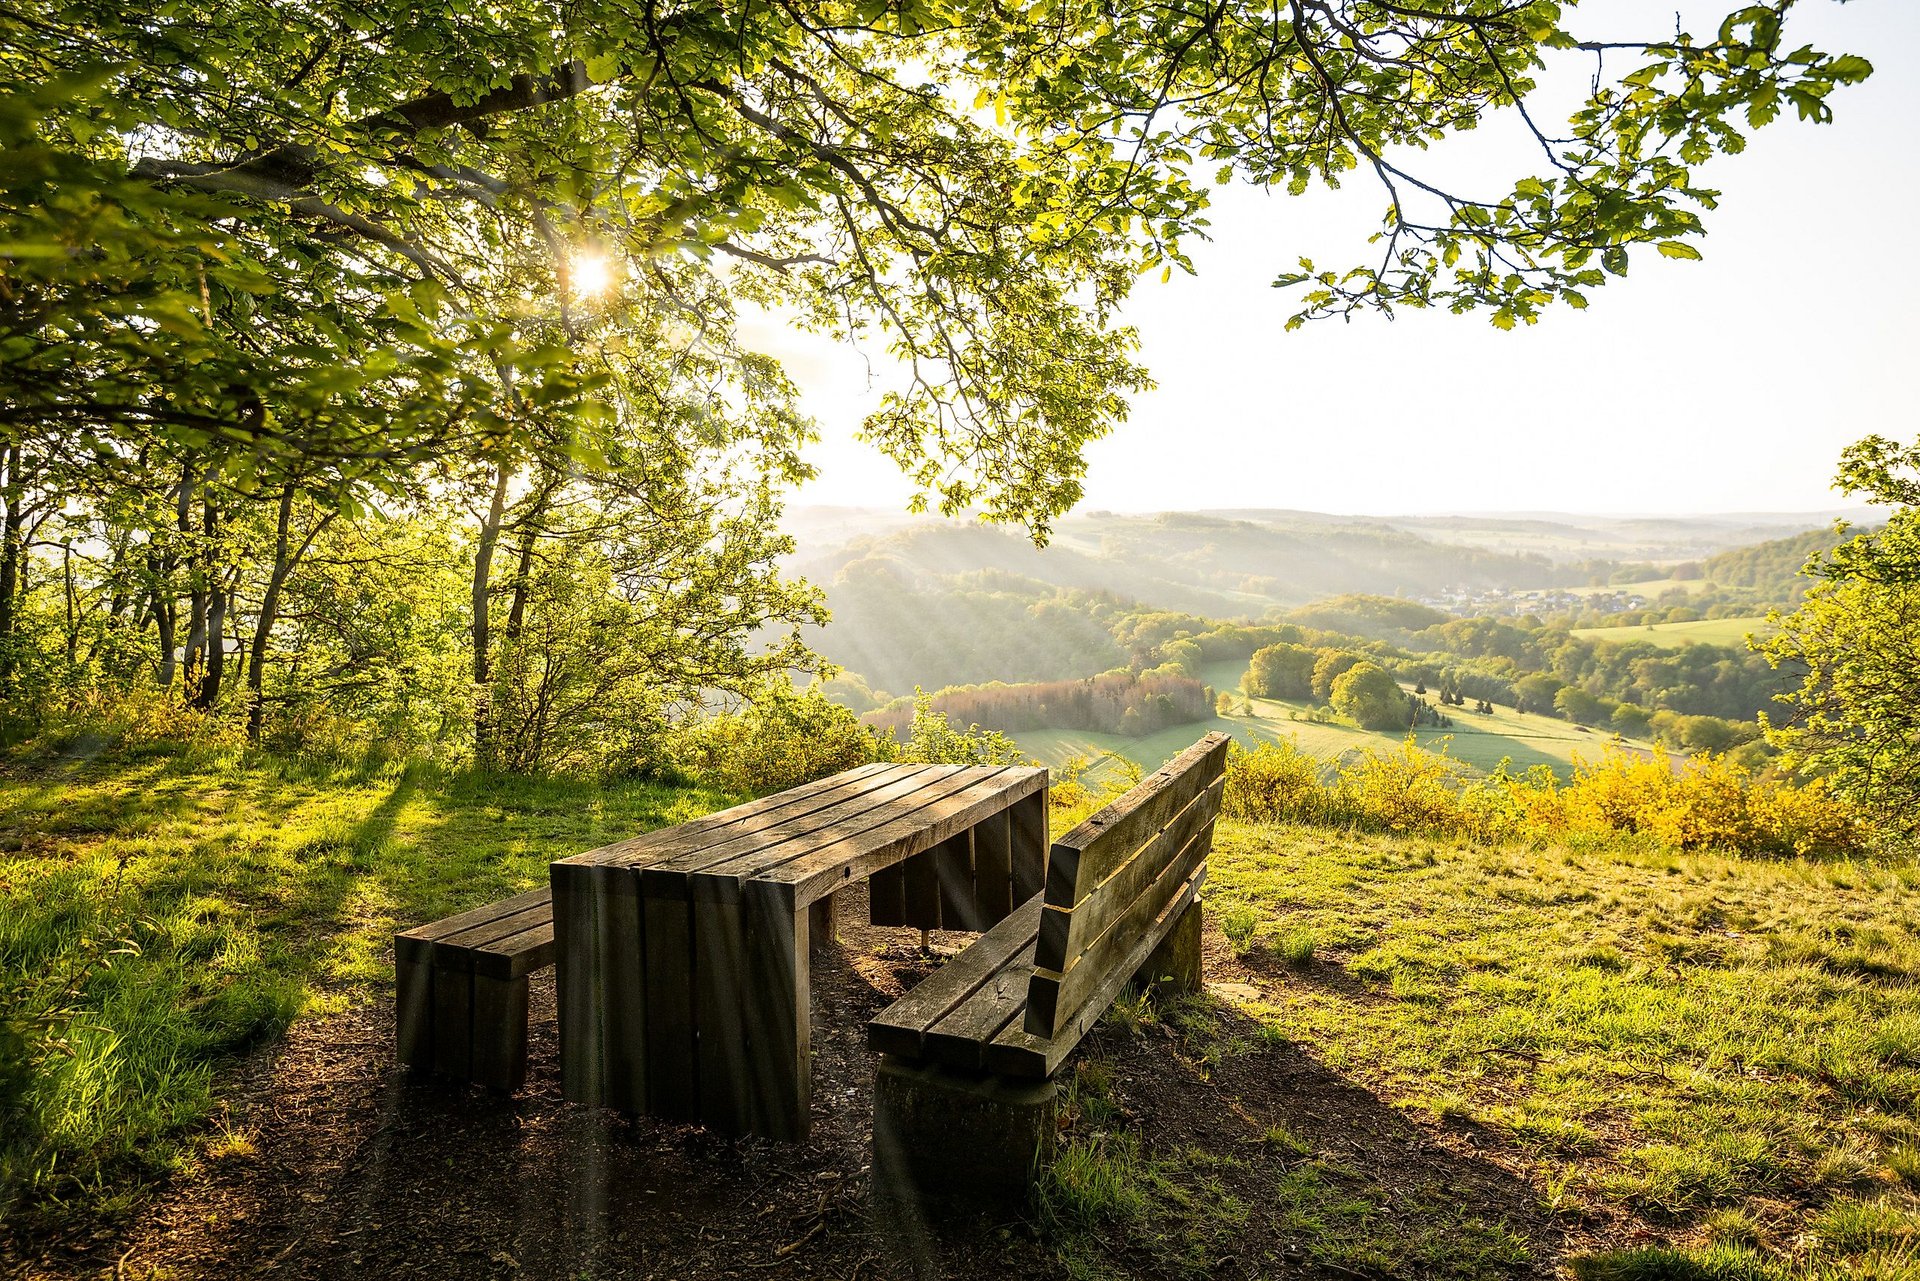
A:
[0, 747, 732, 1219]
[1047, 823, 1920, 1280]
[11, 752, 1920, 1278]
[1572, 616, 1775, 649]
[1014, 659, 1646, 785]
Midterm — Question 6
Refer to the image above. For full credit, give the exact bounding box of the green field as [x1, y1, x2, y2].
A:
[1012, 660, 1648, 785]
[1572, 615, 1774, 649]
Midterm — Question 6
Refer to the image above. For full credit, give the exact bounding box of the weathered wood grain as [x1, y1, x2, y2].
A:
[1011, 789, 1047, 904]
[1027, 819, 1215, 1037]
[743, 882, 810, 1142]
[933, 829, 977, 931]
[552, 862, 603, 1105]
[868, 861, 908, 926]
[866, 896, 1043, 1060]
[971, 807, 1014, 925]
[1035, 776, 1224, 974]
[1042, 734, 1227, 913]
[989, 870, 1205, 1079]
[642, 891, 698, 1120]
[765, 767, 1049, 908]
[692, 888, 753, 1134]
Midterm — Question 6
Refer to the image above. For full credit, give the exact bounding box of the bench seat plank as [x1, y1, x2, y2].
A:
[924, 951, 1037, 1071]
[987, 868, 1206, 1080]
[395, 886, 550, 965]
[867, 896, 1043, 1060]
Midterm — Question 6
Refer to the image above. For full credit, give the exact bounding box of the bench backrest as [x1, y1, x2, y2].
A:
[1024, 732, 1230, 1039]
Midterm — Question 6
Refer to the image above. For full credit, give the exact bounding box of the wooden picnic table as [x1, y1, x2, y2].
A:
[549, 761, 1048, 1140]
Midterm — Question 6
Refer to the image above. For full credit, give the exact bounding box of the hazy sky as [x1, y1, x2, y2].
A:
[755, 2, 1920, 519]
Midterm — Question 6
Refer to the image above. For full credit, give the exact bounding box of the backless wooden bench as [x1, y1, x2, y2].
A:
[395, 887, 555, 1092]
[866, 733, 1230, 1203]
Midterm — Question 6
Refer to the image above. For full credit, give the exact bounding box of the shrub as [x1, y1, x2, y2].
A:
[671, 683, 883, 795]
[1220, 737, 1869, 858]
[1223, 739, 1326, 824]
[1331, 737, 1472, 833]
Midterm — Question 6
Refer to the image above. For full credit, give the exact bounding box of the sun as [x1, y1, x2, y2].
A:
[569, 250, 615, 300]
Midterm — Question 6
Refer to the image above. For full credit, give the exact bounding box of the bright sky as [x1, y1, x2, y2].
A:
[759, 2, 1920, 519]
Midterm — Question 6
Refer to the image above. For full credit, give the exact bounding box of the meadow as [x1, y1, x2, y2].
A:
[1045, 823, 1920, 1281]
[5, 744, 1915, 1280]
[1571, 617, 1776, 650]
[1013, 660, 1650, 786]
[0, 746, 731, 1224]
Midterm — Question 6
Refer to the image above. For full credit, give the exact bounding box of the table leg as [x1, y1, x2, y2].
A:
[642, 884, 699, 1121]
[743, 880, 810, 1142]
[692, 878, 754, 1134]
[553, 862, 606, 1107]
[1011, 788, 1048, 902]
[808, 891, 837, 953]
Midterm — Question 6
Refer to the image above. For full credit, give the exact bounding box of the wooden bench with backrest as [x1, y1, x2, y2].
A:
[394, 886, 556, 1092]
[866, 732, 1230, 1203]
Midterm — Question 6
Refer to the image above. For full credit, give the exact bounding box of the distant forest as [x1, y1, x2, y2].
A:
[799, 512, 1837, 763]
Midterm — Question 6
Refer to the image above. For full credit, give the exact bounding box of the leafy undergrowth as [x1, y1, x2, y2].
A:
[0, 745, 728, 1229]
[1037, 820, 1920, 1278]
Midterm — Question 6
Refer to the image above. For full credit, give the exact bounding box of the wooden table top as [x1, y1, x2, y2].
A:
[552, 762, 1048, 908]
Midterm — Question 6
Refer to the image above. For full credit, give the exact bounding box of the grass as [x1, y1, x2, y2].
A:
[0, 744, 731, 1225]
[1184, 820, 1920, 1277]
[1014, 658, 1655, 785]
[1571, 616, 1776, 649]
[12, 745, 1920, 1279]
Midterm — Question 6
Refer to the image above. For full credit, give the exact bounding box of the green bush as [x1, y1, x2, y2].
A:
[670, 684, 883, 794]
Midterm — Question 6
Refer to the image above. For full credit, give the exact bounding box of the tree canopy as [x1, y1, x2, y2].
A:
[4, 0, 1874, 529]
[0, 0, 1876, 760]
[1765, 436, 1920, 832]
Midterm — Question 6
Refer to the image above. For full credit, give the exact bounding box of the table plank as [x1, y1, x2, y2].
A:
[558, 762, 910, 870]
[645, 764, 970, 888]
[752, 767, 1048, 909]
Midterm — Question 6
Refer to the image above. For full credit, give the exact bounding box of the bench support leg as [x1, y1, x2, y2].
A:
[395, 957, 435, 1072]
[871, 1058, 1056, 1213]
[470, 973, 531, 1093]
[1131, 898, 1203, 1002]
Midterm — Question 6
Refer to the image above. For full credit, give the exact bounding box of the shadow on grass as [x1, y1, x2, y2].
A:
[1027, 994, 1570, 1280]
[4, 869, 1595, 1281]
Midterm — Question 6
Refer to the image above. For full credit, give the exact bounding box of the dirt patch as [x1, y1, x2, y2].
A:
[6, 895, 1587, 1279]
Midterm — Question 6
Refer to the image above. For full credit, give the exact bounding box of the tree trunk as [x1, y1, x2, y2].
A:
[62, 540, 78, 669]
[503, 521, 537, 645]
[178, 464, 207, 700]
[470, 459, 513, 767]
[246, 486, 296, 743]
[152, 577, 177, 689]
[194, 493, 227, 711]
[0, 443, 24, 701]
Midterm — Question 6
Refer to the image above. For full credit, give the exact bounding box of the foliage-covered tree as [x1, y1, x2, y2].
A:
[1311, 649, 1367, 702]
[1246, 642, 1317, 701]
[1765, 436, 1920, 831]
[1330, 661, 1409, 732]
